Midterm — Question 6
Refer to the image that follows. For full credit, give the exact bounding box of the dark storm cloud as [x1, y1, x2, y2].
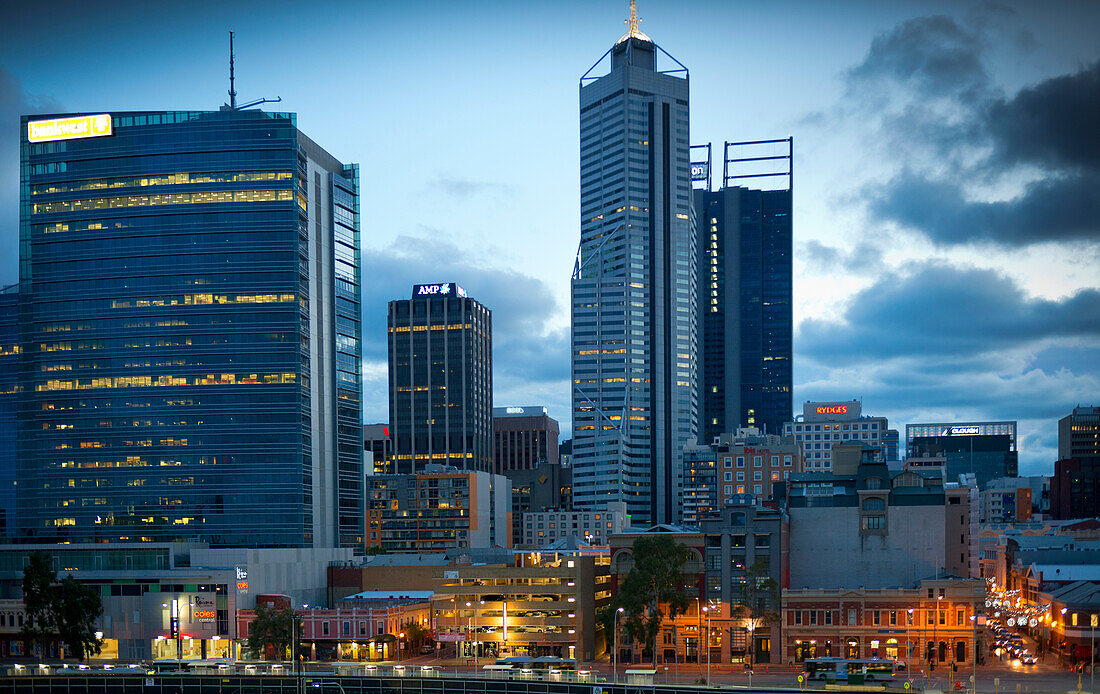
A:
[845, 15, 1100, 249]
[0, 67, 64, 286]
[797, 262, 1100, 364]
[871, 169, 1100, 246]
[847, 15, 989, 102]
[359, 234, 569, 389]
[986, 60, 1100, 172]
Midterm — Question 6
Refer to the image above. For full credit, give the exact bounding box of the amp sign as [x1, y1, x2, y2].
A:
[412, 283, 467, 299]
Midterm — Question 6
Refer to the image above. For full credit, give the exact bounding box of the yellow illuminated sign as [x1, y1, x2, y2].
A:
[27, 114, 113, 143]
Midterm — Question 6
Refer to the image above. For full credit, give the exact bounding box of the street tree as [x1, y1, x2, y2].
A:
[732, 558, 780, 668]
[401, 620, 428, 651]
[20, 551, 103, 661]
[247, 605, 300, 661]
[605, 534, 692, 661]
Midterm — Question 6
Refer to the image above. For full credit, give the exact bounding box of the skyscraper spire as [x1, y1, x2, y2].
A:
[617, 0, 651, 43]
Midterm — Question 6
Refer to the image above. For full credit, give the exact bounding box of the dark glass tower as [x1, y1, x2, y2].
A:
[17, 110, 362, 548]
[694, 140, 792, 440]
[570, 12, 697, 525]
[0, 284, 17, 538]
[388, 283, 493, 474]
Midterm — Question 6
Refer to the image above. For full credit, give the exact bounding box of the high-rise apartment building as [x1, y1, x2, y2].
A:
[17, 110, 362, 548]
[570, 8, 697, 524]
[1060, 406, 1100, 459]
[363, 423, 393, 475]
[492, 406, 559, 474]
[388, 283, 492, 474]
[693, 140, 792, 441]
[906, 421, 1017, 490]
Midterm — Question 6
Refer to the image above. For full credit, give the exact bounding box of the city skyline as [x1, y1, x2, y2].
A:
[2, 0, 1098, 475]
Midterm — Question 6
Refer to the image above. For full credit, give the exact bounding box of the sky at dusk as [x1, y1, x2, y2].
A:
[2, 0, 1098, 475]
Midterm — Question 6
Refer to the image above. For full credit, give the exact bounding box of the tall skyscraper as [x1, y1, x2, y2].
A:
[570, 6, 697, 525]
[17, 109, 362, 548]
[0, 284, 17, 538]
[693, 139, 792, 441]
[388, 283, 493, 474]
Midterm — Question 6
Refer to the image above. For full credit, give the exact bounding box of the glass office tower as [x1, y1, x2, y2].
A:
[388, 283, 493, 474]
[17, 110, 362, 548]
[571, 16, 697, 525]
[0, 285, 17, 538]
[695, 169, 792, 441]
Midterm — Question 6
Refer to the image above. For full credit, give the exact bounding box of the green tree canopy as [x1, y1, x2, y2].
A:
[246, 605, 299, 661]
[602, 534, 693, 659]
[732, 558, 780, 665]
[401, 620, 428, 650]
[20, 551, 103, 661]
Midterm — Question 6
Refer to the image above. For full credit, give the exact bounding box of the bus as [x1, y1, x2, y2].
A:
[492, 656, 577, 672]
[804, 657, 899, 682]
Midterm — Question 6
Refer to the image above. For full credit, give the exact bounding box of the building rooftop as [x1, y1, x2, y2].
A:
[341, 590, 434, 602]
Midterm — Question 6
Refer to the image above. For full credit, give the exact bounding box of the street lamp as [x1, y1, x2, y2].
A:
[398, 632, 404, 665]
[933, 595, 943, 671]
[465, 602, 472, 667]
[907, 609, 914, 677]
[702, 605, 711, 687]
[614, 607, 625, 684]
[747, 622, 755, 690]
[969, 614, 978, 694]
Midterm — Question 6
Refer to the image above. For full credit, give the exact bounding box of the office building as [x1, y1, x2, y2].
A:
[571, 6, 697, 525]
[782, 401, 889, 472]
[0, 542, 351, 660]
[505, 459, 572, 547]
[521, 501, 628, 548]
[1060, 406, 1100, 459]
[364, 423, 393, 476]
[388, 283, 492, 474]
[493, 406, 559, 474]
[17, 110, 362, 548]
[693, 141, 792, 441]
[0, 285, 16, 538]
[365, 465, 510, 552]
[1051, 457, 1100, 520]
[432, 549, 611, 660]
[681, 428, 801, 524]
[906, 421, 1018, 490]
[980, 476, 1050, 523]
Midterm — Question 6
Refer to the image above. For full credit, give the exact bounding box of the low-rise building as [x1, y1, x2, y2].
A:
[366, 465, 511, 552]
[520, 502, 627, 548]
[432, 549, 610, 661]
[783, 579, 986, 667]
[238, 592, 431, 662]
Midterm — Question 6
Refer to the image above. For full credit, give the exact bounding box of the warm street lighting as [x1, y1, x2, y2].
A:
[702, 605, 712, 687]
[614, 607, 625, 684]
[907, 608, 914, 676]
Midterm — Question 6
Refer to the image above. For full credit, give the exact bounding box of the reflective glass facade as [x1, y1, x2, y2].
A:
[17, 110, 361, 548]
[571, 35, 697, 525]
[0, 285, 17, 538]
[694, 186, 792, 440]
[387, 287, 493, 474]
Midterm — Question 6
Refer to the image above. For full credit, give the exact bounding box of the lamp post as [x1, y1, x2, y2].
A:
[907, 608, 914, 677]
[747, 622, 755, 690]
[476, 600, 484, 666]
[702, 606, 711, 687]
[398, 632, 404, 665]
[933, 595, 943, 671]
[614, 607, 625, 684]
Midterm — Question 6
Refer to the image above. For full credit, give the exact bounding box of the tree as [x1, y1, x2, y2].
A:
[21, 552, 58, 656]
[732, 558, 780, 668]
[55, 577, 103, 661]
[402, 620, 428, 651]
[604, 534, 692, 662]
[247, 605, 299, 661]
[20, 551, 103, 661]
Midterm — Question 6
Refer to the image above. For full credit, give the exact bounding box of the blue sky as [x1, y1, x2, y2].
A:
[2, 0, 1098, 475]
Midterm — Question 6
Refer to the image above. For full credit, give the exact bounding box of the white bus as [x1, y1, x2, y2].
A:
[804, 657, 899, 682]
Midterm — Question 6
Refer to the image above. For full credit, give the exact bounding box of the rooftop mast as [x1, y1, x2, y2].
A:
[228, 30, 237, 109]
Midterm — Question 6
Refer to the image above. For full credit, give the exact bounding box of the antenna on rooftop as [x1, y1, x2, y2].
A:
[222, 30, 283, 111]
[228, 31, 237, 109]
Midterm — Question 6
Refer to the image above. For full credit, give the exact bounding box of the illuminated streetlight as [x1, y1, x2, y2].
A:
[614, 607, 625, 684]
